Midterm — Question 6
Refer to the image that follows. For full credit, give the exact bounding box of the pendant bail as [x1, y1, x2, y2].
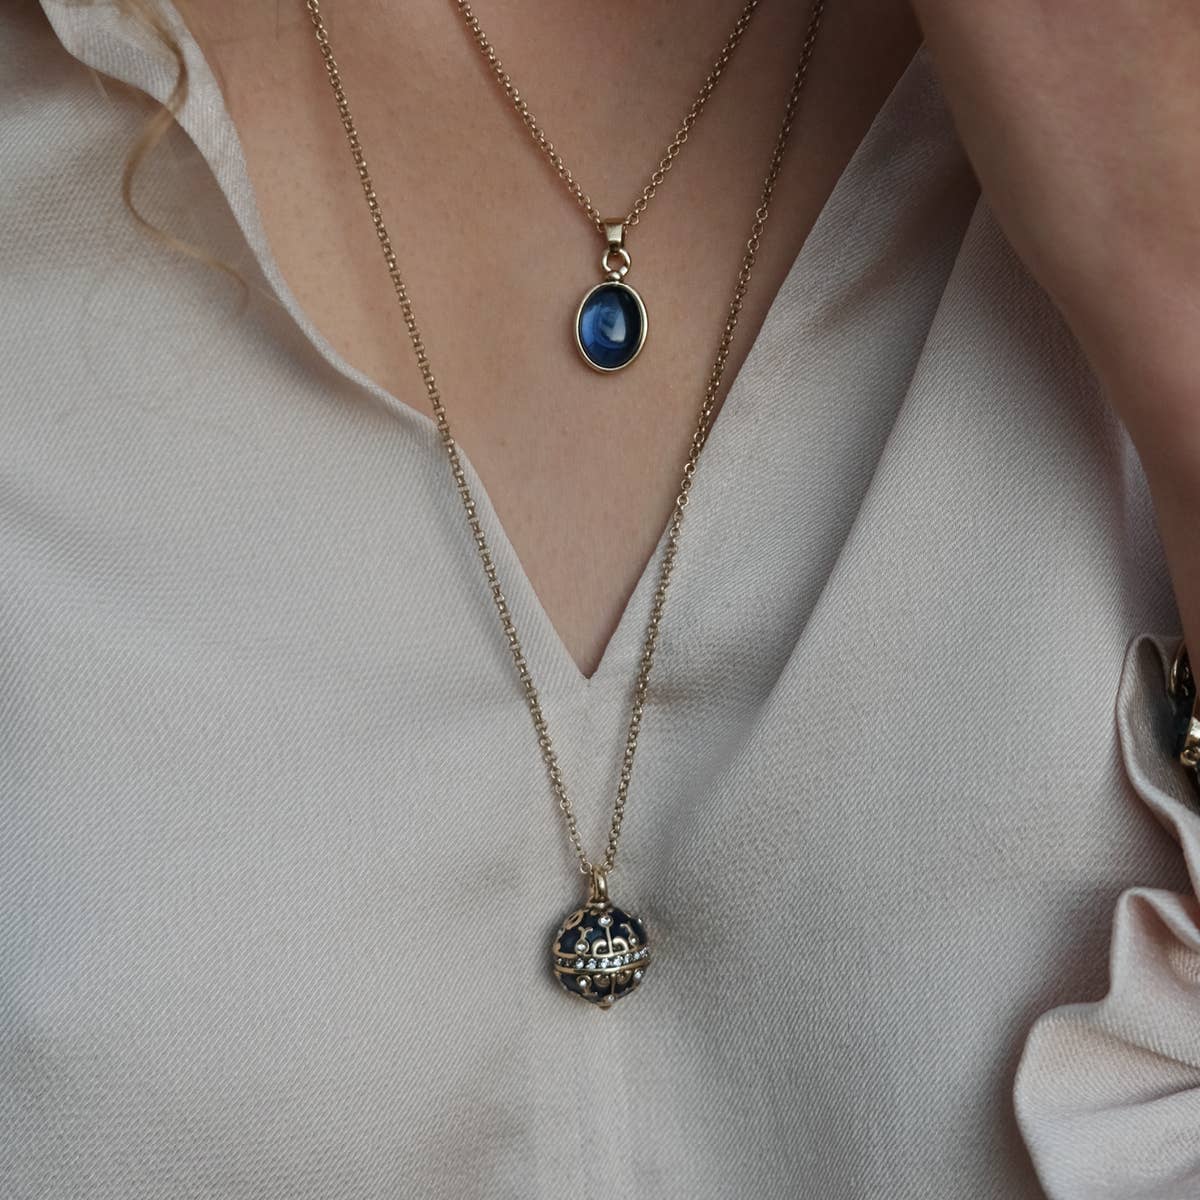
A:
[602, 220, 625, 250]
[600, 218, 631, 280]
[588, 865, 609, 905]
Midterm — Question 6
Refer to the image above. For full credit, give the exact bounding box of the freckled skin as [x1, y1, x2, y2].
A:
[910, 0, 1200, 673]
[174, 0, 920, 677]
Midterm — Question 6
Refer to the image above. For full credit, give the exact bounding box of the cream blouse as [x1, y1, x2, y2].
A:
[3, 3, 1199, 1198]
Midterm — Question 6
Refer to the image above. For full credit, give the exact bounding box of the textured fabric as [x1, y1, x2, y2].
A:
[1015, 635, 1200, 1200]
[2, 2, 1197, 1197]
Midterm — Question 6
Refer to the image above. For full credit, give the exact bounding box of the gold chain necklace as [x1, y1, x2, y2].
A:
[452, 0, 767, 372]
[303, 0, 827, 1008]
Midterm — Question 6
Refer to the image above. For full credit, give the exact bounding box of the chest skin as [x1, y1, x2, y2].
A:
[175, 0, 920, 676]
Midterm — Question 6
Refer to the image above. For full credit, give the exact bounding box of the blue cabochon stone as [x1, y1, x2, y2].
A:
[577, 283, 644, 370]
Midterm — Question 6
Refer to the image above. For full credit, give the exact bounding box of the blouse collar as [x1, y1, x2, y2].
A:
[37, 0, 434, 431]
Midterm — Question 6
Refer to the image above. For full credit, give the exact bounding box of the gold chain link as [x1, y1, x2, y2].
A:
[454, 0, 765, 234]
[302, 0, 827, 877]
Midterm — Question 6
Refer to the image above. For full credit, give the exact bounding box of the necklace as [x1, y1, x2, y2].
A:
[454, 0, 766, 373]
[303, 0, 827, 1008]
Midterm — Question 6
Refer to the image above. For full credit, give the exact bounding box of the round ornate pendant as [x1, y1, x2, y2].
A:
[574, 280, 648, 373]
[551, 869, 651, 1009]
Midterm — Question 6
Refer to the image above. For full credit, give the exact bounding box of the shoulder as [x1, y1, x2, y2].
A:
[2, 3, 152, 302]
[1, 2, 145, 159]
[0, 1, 246, 420]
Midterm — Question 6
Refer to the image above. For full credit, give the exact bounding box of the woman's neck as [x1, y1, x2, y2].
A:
[175, 0, 920, 676]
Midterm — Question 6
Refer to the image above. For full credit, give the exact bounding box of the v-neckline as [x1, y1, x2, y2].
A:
[38, 0, 928, 695]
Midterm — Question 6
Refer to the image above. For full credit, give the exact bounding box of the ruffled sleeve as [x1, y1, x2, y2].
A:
[1015, 632, 1200, 1199]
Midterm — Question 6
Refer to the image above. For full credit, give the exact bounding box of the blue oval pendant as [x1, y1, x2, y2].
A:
[574, 280, 647, 373]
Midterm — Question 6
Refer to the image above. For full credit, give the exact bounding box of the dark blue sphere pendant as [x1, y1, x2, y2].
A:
[551, 869, 651, 1009]
[574, 221, 648, 373]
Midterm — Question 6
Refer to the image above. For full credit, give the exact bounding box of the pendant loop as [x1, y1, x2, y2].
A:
[601, 246, 631, 281]
[588, 866, 609, 905]
[600, 218, 630, 280]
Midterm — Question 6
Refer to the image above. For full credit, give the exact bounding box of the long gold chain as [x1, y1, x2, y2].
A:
[454, 0, 765, 235]
[303, 0, 827, 877]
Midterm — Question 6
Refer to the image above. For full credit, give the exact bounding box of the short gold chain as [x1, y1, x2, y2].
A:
[302, 0, 827, 877]
[454, 0, 764, 234]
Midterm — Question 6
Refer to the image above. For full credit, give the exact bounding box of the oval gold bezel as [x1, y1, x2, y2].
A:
[573, 280, 648, 373]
